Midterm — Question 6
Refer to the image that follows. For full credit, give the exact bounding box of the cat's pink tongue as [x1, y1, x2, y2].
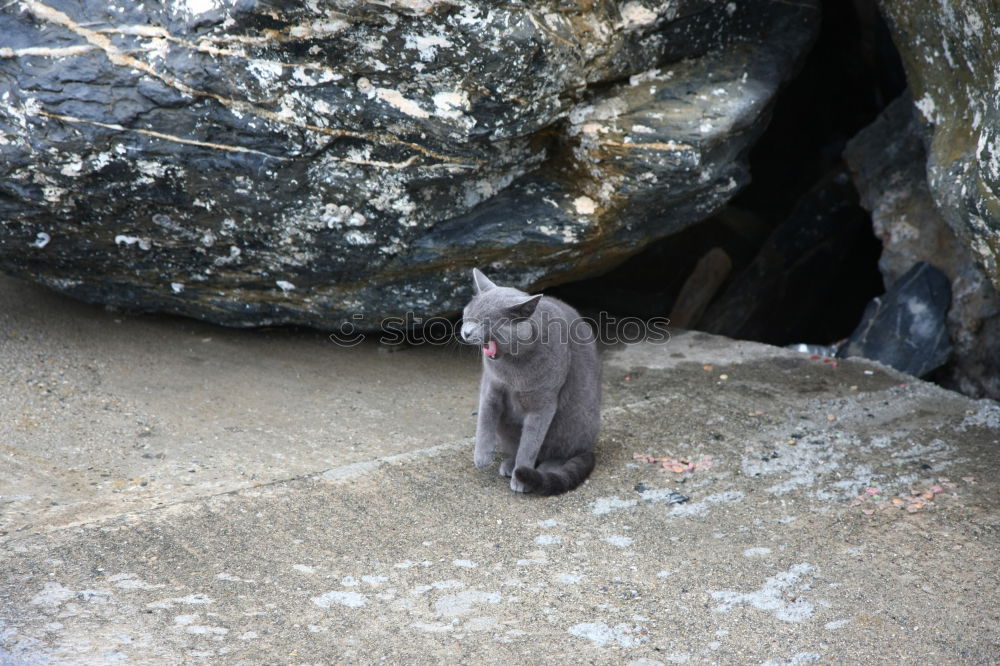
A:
[483, 340, 498, 358]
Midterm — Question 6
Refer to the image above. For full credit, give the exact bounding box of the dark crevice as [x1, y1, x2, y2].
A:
[550, 0, 905, 349]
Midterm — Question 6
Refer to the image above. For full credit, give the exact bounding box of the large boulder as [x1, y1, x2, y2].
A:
[0, 0, 818, 328]
[837, 261, 953, 379]
[877, 0, 1000, 291]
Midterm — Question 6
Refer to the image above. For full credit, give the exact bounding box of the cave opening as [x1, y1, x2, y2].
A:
[551, 0, 906, 350]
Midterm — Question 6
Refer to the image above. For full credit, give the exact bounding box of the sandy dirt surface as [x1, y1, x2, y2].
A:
[0, 275, 479, 535]
[1, 275, 998, 664]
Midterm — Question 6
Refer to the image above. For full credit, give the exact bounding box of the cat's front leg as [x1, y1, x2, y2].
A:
[510, 402, 557, 492]
[474, 384, 503, 469]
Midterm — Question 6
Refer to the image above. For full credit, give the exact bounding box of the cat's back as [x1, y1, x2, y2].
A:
[540, 295, 601, 432]
[538, 296, 600, 387]
[539, 296, 597, 348]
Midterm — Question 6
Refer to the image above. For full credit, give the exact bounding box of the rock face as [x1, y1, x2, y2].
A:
[877, 0, 1000, 291]
[845, 94, 1000, 399]
[838, 262, 952, 379]
[0, 1, 818, 328]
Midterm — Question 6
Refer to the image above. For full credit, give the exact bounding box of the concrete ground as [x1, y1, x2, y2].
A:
[1, 274, 998, 665]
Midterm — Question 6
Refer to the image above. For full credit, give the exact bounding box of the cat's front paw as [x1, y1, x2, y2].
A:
[474, 448, 494, 469]
[510, 476, 528, 493]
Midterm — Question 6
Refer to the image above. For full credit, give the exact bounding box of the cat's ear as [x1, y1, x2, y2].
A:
[472, 268, 497, 294]
[507, 294, 542, 320]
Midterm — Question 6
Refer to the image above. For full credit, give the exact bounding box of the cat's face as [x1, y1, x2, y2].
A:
[460, 269, 541, 360]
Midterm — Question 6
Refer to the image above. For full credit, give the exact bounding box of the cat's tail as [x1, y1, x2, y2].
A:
[514, 451, 595, 495]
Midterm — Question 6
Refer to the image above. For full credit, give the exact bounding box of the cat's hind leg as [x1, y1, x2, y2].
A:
[514, 459, 564, 481]
[499, 457, 516, 477]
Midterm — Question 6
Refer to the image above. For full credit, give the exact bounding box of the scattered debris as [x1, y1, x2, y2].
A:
[787, 342, 851, 366]
[637, 488, 689, 504]
[788, 343, 842, 357]
[850, 478, 965, 515]
[633, 453, 714, 475]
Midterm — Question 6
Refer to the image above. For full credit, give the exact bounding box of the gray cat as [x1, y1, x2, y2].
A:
[460, 268, 601, 494]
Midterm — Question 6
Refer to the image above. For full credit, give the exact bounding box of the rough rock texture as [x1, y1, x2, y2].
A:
[0, 0, 818, 328]
[878, 0, 1000, 290]
[845, 94, 1000, 399]
[838, 261, 952, 378]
